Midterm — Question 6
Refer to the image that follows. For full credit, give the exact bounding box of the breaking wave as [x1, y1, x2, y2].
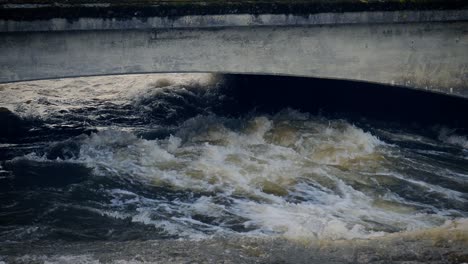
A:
[1, 74, 467, 246]
[17, 109, 461, 241]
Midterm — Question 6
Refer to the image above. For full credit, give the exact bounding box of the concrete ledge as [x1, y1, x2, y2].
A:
[1, 0, 466, 21]
[1, 1, 466, 98]
[1, 9, 468, 32]
[1, 22, 467, 98]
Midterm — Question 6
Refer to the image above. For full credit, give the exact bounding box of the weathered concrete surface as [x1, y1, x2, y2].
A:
[1, 20, 467, 97]
[1, 0, 466, 20]
[1, 10, 467, 32]
[0, 1, 467, 97]
[1, 0, 467, 32]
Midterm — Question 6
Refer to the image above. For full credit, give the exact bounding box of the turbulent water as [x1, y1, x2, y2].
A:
[0, 74, 467, 263]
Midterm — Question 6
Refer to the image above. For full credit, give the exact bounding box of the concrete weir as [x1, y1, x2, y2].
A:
[0, 0, 467, 98]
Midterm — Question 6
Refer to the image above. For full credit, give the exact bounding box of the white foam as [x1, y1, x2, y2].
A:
[15, 254, 100, 264]
[439, 127, 468, 149]
[0, 73, 215, 120]
[3, 74, 466, 242]
[58, 110, 459, 240]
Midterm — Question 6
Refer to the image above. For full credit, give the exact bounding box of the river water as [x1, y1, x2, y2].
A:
[0, 74, 467, 263]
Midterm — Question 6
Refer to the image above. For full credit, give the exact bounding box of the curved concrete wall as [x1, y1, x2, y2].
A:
[0, 14, 467, 98]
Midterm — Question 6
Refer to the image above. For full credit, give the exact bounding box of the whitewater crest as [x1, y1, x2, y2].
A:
[43, 109, 459, 240]
[0, 73, 467, 260]
[439, 127, 468, 149]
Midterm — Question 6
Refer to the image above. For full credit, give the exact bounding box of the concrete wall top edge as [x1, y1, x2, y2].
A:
[1, 0, 467, 21]
[1, 9, 468, 32]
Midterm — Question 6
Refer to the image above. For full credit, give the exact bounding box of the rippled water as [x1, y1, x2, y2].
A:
[0, 74, 467, 263]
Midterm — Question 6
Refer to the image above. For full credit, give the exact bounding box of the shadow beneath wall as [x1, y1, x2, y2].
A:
[222, 74, 468, 131]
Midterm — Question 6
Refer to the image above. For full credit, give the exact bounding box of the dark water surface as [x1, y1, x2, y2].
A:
[0, 74, 467, 263]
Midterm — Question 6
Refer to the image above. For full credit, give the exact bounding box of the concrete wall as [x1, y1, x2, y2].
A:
[2, 10, 467, 32]
[0, 11, 467, 98]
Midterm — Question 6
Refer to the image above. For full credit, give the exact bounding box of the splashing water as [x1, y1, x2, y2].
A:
[0, 74, 467, 262]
